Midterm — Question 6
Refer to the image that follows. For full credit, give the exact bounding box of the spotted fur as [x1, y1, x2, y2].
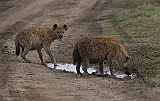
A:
[73, 36, 131, 76]
[15, 24, 67, 67]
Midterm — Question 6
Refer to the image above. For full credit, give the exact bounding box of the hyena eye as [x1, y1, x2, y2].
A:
[125, 56, 130, 62]
[57, 31, 60, 33]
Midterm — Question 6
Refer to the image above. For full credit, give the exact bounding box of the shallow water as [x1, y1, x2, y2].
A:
[47, 63, 136, 79]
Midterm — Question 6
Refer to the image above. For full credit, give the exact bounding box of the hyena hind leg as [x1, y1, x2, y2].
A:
[99, 61, 104, 75]
[21, 47, 31, 63]
[76, 59, 82, 75]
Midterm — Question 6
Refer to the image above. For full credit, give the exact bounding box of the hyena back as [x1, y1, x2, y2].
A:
[15, 24, 67, 67]
[73, 36, 131, 76]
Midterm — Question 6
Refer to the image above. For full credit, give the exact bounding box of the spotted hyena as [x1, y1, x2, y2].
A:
[15, 24, 67, 67]
[73, 36, 131, 76]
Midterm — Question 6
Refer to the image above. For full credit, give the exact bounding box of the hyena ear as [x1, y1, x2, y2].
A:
[125, 56, 131, 62]
[63, 24, 67, 31]
[53, 24, 58, 30]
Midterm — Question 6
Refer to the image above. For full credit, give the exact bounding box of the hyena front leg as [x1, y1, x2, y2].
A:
[43, 45, 57, 68]
[21, 47, 31, 63]
[82, 59, 89, 74]
[37, 49, 46, 66]
[107, 59, 114, 76]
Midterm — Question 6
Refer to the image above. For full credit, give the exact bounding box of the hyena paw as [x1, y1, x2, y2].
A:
[42, 63, 47, 67]
[96, 74, 105, 77]
[82, 73, 90, 76]
[110, 75, 116, 78]
[25, 60, 31, 63]
[54, 64, 59, 68]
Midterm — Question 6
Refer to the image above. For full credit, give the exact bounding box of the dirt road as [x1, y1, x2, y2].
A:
[0, 0, 160, 101]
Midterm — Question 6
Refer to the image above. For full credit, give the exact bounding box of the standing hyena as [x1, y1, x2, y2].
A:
[15, 24, 67, 67]
[73, 36, 131, 76]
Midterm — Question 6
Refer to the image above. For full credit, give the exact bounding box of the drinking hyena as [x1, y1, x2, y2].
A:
[73, 36, 131, 76]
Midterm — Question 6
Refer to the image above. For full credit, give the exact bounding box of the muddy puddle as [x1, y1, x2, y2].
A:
[47, 63, 136, 79]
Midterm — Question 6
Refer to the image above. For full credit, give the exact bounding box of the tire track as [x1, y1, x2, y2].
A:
[52, 0, 112, 62]
[0, 0, 77, 100]
[76, 0, 106, 35]
[0, 0, 53, 101]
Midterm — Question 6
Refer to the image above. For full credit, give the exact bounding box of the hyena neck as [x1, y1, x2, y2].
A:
[52, 32, 58, 40]
[117, 54, 127, 68]
[49, 29, 58, 41]
[117, 44, 129, 65]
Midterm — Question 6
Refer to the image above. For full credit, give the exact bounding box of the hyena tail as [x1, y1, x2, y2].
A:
[72, 47, 80, 65]
[15, 38, 20, 56]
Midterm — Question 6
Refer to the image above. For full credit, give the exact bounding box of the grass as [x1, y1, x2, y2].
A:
[104, 19, 126, 43]
[105, 1, 160, 85]
[115, 4, 160, 40]
[127, 44, 160, 85]
[112, 0, 159, 8]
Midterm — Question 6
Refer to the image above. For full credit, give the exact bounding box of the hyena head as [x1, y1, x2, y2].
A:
[53, 24, 67, 41]
[123, 56, 132, 75]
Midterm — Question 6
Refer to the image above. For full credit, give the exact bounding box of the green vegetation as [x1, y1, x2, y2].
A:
[112, 0, 159, 8]
[127, 44, 160, 85]
[105, 0, 160, 85]
[115, 5, 160, 40]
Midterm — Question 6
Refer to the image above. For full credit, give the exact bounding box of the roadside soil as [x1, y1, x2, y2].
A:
[0, 0, 160, 101]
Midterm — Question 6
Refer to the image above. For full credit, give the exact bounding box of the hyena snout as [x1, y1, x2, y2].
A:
[56, 31, 64, 38]
[57, 34, 63, 41]
[58, 34, 63, 39]
[125, 67, 131, 75]
[124, 58, 131, 75]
